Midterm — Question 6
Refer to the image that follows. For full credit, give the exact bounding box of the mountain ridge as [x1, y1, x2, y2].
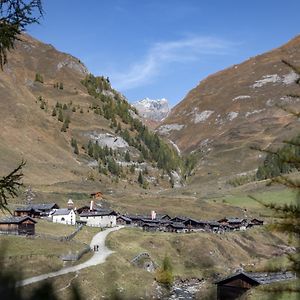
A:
[158, 35, 300, 185]
[133, 97, 170, 128]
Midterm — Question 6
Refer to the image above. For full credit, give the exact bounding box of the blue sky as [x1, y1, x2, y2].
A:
[28, 0, 300, 106]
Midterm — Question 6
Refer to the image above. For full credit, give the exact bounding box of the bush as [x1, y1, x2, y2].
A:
[155, 256, 173, 287]
[35, 73, 43, 83]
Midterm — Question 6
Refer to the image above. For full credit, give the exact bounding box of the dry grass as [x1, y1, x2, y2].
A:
[35, 219, 76, 236]
[32, 225, 290, 299]
[0, 235, 83, 277]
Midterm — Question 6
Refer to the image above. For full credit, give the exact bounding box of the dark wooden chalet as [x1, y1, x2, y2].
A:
[207, 221, 225, 232]
[216, 271, 295, 300]
[155, 214, 171, 221]
[116, 215, 132, 225]
[166, 222, 186, 233]
[142, 223, 159, 232]
[14, 207, 40, 218]
[218, 218, 247, 230]
[14, 203, 59, 217]
[183, 218, 208, 230]
[0, 216, 37, 235]
[247, 218, 264, 228]
[126, 215, 149, 226]
[76, 205, 91, 215]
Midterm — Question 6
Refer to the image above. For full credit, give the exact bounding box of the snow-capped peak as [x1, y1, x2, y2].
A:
[133, 98, 170, 122]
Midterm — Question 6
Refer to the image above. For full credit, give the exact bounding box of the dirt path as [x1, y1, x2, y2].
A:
[18, 226, 123, 287]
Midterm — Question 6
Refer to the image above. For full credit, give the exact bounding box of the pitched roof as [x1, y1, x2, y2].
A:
[15, 206, 36, 212]
[80, 209, 117, 217]
[156, 214, 171, 220]
[170, 216, 189, 222]
[31, 203, 58, 210]
[52, 209, 73, 216]
[0, 216, 37, 224]
[117, 215, 132, 222]
[216, 271, 296, 285]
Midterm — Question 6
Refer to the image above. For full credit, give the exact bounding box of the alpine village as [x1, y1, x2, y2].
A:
[0, 1, 299, 300]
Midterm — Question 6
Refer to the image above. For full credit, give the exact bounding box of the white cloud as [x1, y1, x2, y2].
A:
[110, 36, 235, 90]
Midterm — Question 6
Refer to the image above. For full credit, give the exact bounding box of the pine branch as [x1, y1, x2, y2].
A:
[0, 160, 26, 211]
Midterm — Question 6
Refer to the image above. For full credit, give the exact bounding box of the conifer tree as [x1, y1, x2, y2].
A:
[52, 107, 56, 117]
[138, 171, 144, 185]
[61, 121, 67, 132]
[87, 140, 94, 157]
[58, 109, 64, 122]
[73, 141, 79, 154]
[125, 151, 131, 162]
[65, 115, 70, 128]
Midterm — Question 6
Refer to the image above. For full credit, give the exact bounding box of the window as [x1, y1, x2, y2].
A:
[61, 217, 65, 221]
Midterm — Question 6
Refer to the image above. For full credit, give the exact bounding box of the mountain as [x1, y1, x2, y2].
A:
[133, 98, 170, 127]
[0, 34, 180, 188]
[157, 35, 300, 184]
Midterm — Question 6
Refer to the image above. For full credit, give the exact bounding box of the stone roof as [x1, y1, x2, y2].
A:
[117, 215, 132, 222]
[170, 216, 189, 222]
[52, 209, 73, 216]
[15, 203, 58, 212]
[216, 271, 296, 285]
[80, 209, 117, 217]
[0, 216, 37, 224]
[31, 203, 58, 210]
[15, 206, 35, 212]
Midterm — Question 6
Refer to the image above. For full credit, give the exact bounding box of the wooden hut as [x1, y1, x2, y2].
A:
[166, 222, 186, 233]
[0, 216, 37, 235]
[14, 207, 40, 218]
[247, 218, 264, 228]
[117, 215, 132, 225]
[216, 271, 295, 300]
[142, 223, 159, 232]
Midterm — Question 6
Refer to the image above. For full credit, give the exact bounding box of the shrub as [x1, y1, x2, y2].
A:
[35, 73, 43, 83]
[155, 256, 173, 287]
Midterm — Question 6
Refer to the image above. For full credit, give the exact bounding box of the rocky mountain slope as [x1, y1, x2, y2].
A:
[133, 98, 170, 127]
[0, 34, 180, 188]
[158, 35, 300, 184]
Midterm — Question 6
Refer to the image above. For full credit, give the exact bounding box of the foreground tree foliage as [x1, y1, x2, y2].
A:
[0, 0, 43, 69]
[0, 161, 25, 211]
[252, 71, 299, 298]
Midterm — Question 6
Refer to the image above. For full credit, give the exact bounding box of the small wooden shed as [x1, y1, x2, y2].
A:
[0, 216, 37, 235]
[142, 223, 159, 232]
[117, 215, 132, 225]
[216, 271, 296, 300]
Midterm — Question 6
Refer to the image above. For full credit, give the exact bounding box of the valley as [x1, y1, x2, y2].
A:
[0, 19, 299, 300]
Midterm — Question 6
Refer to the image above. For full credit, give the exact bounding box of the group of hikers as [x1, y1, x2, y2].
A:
[93, 245, 99, 251]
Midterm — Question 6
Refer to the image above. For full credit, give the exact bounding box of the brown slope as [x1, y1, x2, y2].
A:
[0, 34, 128, 187]
[0, 34, 94, 184]
[158, 35, 300, 182]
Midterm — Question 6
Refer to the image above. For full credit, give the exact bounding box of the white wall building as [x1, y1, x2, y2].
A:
[79, 210, 117, 228]
[52, 209, 76, 225]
